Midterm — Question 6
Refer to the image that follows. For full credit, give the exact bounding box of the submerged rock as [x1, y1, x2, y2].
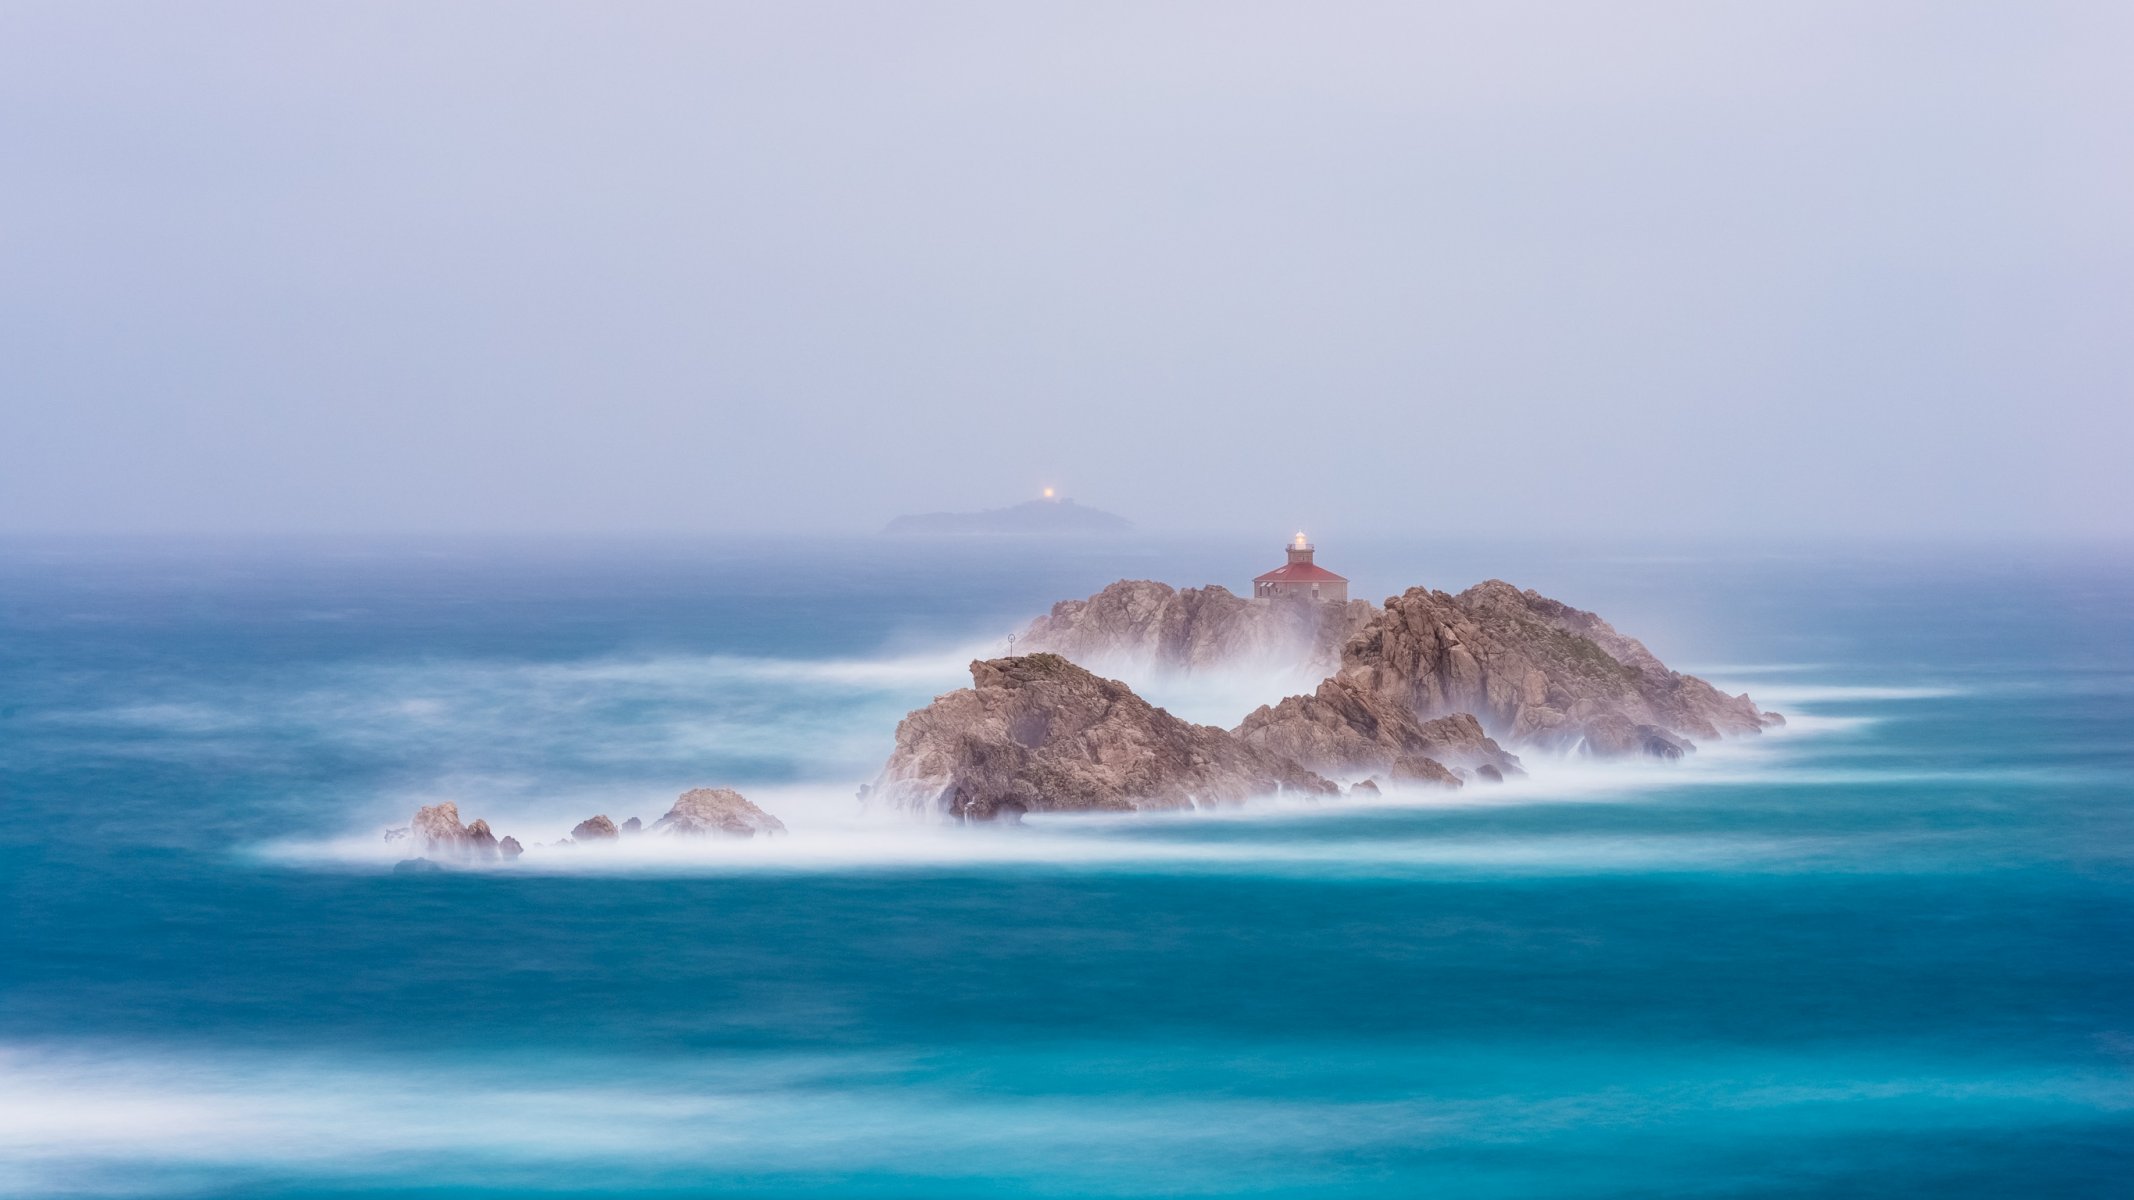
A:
[570, 815, 620, 842]
[393, 857, 442, 874]
[1577, 712, 1692, 759]
[651, 788, 787, 838]
[868, 653, 1338, 821]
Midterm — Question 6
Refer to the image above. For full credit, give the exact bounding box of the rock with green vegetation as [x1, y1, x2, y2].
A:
[1340, 581, 1775, 755]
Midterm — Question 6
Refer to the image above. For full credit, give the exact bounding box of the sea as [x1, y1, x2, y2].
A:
[2, 534, 2129, 1198]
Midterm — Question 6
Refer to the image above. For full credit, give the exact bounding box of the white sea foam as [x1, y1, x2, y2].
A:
[2, 1040, 2122, 1197]
[257, 759, 1972, 881]
[81, 637, 1972, 879]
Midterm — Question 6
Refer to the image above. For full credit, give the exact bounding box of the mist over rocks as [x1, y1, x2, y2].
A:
[867, 653, 1338, 822]
[652, 788, 787, 839]
[392, 788, 786, 866]
[1235, 682, 1522, 786]
[1006, 573, 1777, 774]
[1339, 581, 1775, 756]
[1017, 580, 1376, 680]
[410, 802, 502, 861]
[571, 815, 621, 842]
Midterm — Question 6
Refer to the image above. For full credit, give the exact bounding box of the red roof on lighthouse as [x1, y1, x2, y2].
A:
[1253, 561, 1347, 584]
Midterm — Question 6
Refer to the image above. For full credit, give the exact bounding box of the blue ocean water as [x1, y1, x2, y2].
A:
[3, 535, 2129, 1197]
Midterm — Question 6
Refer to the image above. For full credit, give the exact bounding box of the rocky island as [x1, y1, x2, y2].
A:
[868, 541, 1780, 821]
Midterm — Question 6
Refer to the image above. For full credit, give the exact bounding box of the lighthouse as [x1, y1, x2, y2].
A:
[1253, 533, 1348, 604]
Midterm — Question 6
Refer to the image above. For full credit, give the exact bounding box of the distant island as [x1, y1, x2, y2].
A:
[882, 491, 1133, 537]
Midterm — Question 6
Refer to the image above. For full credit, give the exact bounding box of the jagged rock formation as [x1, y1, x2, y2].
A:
[410, 802, 503, 861]
[621, 817, 642, 835]
[652, 788, 788, 838]
[571, 815, 620, 842]
[1235, 679, 1522, 786]
[1018, 580, 1376, 679]
[1339, 581, 1775, 755]
[869, 653, 1338, 821]
[498, 835, 524, 860]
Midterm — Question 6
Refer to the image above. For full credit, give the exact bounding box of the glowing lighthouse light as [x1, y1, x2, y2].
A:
[1043, 487, 1056, 499]
[1294, 531, 1308, 549]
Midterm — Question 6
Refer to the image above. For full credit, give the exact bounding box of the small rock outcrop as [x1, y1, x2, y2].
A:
[868, 653, 1338, 821]
[497, 835, 523, 860]
[621, 817, 642, 835]
[393, 857, 443, 874]
[1235, 679, 1523, 786]
[411, 802, 504, 861]
[1339, 581, 1775, 755]
[1017, 580, 1376, 680]
[651, 788, 788, 838]
[571, 815, 620, 842]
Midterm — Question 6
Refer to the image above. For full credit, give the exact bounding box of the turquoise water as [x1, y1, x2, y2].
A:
[3, 536, 2129, 1197]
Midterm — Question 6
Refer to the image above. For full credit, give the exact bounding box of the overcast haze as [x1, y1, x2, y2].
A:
[3, 2, 2129, 539]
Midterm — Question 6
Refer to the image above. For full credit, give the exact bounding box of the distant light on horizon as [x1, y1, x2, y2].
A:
[1042, 487, 1056, 500]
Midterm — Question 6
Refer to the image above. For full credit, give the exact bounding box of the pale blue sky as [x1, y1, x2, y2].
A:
[3, 2, 2128, 537]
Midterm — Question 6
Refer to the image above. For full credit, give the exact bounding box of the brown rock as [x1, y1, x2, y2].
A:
[464, 818, 501, 858]
[1235, 678, 1526, 787]
[1338, 582, 1773, 756]
[868, 653, 1339, 821]
[1017, 580, 1377, 679]
[570, 815, 620, 842]
[652, 788, 787, 838]
[410, 802, 502, 861]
